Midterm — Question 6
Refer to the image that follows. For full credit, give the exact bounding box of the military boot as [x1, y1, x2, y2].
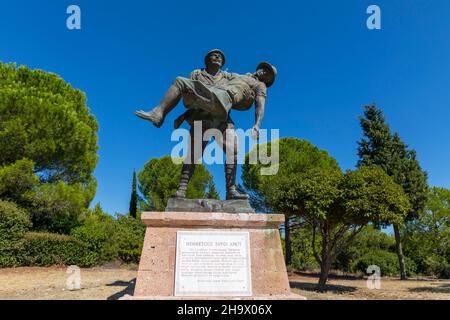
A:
[225, 164, 249, 200]
[174, 164, 194, 198]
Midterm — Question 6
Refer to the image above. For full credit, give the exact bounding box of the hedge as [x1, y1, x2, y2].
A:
[19, 232, 97, 267]
[353, 250, 417, 276]
[0, 200, 31, 267]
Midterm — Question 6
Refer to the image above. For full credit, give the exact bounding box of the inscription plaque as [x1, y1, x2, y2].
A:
[174, 231, 252, 296]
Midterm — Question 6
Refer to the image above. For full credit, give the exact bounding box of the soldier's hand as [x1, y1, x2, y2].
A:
[251, 125, 260, 140]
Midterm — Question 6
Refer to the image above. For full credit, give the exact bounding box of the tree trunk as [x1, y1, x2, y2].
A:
[393, 224, 407, 280]
[317, 225, 332, 292]
[285, 217, 292, 266]
[317, 257, 331, 292]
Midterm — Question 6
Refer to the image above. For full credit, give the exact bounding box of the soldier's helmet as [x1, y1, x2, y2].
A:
[204, 49, 226, 67]
[257, 62, 277, 88]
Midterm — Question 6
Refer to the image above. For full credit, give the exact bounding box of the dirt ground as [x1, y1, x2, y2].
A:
[0, 267, 448, 300]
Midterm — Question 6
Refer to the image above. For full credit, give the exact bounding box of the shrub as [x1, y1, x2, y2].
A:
[113, 215, 146, 264]
[353, 250, 416, 277]
[0, 200, 31, 267]
[71, 205, 118, 264]
[422, 255, 450, 279]
[334, 225, 396, 272]
[25, 182, 91, 234]
[71, 206, 146, 265]
[0, 159, 38, 205]
[20, 232, 97, 267]
[289, 225, 320, 271]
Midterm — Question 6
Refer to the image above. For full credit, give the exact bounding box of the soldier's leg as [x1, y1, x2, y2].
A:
[174, 123, 208, 198]
[135, 77, 192, 128]
[220, 123, 249, 200]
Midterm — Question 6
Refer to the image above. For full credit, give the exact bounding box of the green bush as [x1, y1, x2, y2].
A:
[26, 182, 91, 234]
[353, 250, 416, 277]
[422, 255, 450, 279]
[20, 232, 97, 267]
[0, 200, 31, 267]
[71, 205, 146, 265]
[289, 225, 319, 270]
[334, 226, 396, 272]
[113, 215, 146, 264]
[71, 205, 118, 264]
[0, 159, 38, 205]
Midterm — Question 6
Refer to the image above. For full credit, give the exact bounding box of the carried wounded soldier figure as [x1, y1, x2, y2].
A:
[135, 61, 277, 132]
[135, 50, 277, 200]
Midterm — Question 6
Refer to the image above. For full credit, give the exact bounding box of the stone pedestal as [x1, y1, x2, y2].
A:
[126, 212, 305, 300]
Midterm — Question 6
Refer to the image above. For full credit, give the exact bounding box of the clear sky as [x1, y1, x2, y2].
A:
[1, 0, 449, 215]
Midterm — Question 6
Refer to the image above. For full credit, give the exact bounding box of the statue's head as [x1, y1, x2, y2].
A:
[256, 62, 277, 88]
[204, 49, 226, 68]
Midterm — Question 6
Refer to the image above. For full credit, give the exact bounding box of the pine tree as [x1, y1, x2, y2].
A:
[129, 170, 138, 219]
[357, 105, 428, 279]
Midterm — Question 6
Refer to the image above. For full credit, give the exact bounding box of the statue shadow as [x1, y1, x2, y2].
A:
[291, 271, 361, 281]
[289, 281, 357, 293]
[107, 278, 136, 300]
[408, 283, 450, 294]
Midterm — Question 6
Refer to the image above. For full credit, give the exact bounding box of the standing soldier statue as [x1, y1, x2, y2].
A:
[135, 49, 276, 201]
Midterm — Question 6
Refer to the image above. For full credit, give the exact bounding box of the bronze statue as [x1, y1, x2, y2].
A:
[135, 49, 277, 200]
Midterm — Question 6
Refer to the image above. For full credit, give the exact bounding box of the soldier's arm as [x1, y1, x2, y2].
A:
[224, 72, 241, 80]
[250, 80, 267, 140]
[253, 81, 267, 129]
[254, 95, 266, 129]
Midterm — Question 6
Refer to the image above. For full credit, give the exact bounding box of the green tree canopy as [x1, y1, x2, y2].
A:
[242, 138, 410, 291]
[242, 137, 342, 213]
[0, 63, 98, 185]
[358, 105, 428, 219]
[0, 63, 99, 233]
[138, 156, 219, 211]
[0, 159, 39, 205]
[357, 104, 428, 279]
[24, 181, 95, 234]
[403, 187, 450, 278]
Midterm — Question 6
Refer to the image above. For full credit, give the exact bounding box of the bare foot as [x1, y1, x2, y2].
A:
[135, 110, 163, 128]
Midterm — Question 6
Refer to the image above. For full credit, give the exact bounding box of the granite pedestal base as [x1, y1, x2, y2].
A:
[123, 212, 305, 300]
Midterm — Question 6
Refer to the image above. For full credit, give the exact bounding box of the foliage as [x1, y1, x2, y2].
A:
[0, 200, 32, 266]
[72, 204, 146, 265]
[24, 181, 94, 234]
[333, 225, 396, 272]
[138, 156, 218, 210]
[290, 223, 320, 271]
[0, 199, 145, 267]
[0, 159, 39, 205]
[19, 232, 97, 267]
[0, 62, 99, 185]
[402, 187, 450, 278]
[113, 214, 146, 264]
[71, 203, 118, 264]
[357, 105, 428, 279]
[205, 180, 220, 200]
[338, 167, 409, 227]
[242, 138, 410, 291]
[357, 105, 428, 219]
[242, 138, 342, 215]
[0, 63, 99, 233]
[129, 170, 138, 218]
[354, 250, 416, 277]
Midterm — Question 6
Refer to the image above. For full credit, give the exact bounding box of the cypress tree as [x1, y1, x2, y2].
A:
[129, 170, 138, 218]
[357, 105, 428, 279]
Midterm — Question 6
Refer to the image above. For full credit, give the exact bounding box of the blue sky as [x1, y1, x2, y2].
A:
[1, 0, 449, 215]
